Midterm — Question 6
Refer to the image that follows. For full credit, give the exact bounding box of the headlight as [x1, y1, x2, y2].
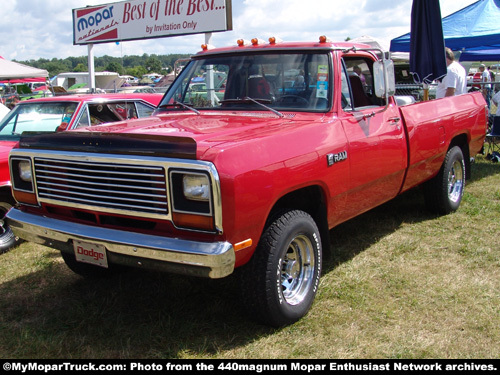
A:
[183, 174, 210, 201]
[10, 156, 38, 206]
[19, 160, 33, 182]
[170, 170, 214, 232]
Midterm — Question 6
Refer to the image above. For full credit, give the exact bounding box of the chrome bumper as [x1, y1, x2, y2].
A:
[6, 208, 235, 278]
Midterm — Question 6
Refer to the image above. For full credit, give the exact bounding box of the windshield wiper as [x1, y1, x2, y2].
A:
[159, 101, 201, 115]
[219, 97, 284, 118]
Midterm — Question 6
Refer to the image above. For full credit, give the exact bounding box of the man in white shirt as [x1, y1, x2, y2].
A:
[436, 48, 467, 99]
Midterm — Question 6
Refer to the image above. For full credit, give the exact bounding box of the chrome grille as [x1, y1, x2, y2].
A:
[34, 157, 168, 215]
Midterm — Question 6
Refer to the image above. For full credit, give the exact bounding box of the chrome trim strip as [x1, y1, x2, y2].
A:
[6, 208, 234, 279]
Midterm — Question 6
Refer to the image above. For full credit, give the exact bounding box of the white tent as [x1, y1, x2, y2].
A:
[350, 36, 409, 62]
[0, 56, 48, 81]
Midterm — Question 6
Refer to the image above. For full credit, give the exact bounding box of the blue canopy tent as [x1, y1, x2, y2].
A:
[459, 46, 500, 61]
[390, 0, 500, 61]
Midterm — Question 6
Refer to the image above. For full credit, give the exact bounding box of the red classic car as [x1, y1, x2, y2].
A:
[0, 93, 162, 252]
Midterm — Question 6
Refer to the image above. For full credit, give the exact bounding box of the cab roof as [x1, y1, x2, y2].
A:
[194, 39, 376, 57]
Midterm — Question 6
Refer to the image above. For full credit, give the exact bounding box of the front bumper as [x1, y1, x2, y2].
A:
[6, 208, 235, 278]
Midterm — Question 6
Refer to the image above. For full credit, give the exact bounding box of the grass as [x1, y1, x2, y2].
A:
[0, 154, 499, 359]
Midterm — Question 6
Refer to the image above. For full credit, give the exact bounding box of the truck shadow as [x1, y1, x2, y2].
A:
[0, 252, 272, 358]
[469, 154, 500, 182]
[324, 187, 432, 272]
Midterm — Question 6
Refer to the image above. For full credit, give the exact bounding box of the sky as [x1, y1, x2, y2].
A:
[0, 0, 478, 62]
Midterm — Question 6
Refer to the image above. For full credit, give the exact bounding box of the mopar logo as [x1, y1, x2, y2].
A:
[77, 6, 115, 32]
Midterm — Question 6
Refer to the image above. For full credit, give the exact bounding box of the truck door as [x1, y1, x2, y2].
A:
[339, 56, 407, 219]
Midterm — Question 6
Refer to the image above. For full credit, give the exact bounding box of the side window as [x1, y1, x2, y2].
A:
[87, 103, 120, 124]
[343, 57, 385, 109]
[74, 105, 90, 129]
[340, 64, 353, 111]
[136, 102, 155, 118]
[0, 114, 17, 135]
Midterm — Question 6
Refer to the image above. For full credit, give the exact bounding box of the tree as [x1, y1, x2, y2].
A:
[74, 63, 87, 72]
[105, 62, 124, 75]
[126, 66, 147, 78]
[145, 56, 163, 74]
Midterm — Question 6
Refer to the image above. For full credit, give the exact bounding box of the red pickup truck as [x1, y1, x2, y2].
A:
[6, 38, 487, 327]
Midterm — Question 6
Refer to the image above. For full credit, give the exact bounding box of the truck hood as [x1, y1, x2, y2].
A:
[76, 112, 307, 155]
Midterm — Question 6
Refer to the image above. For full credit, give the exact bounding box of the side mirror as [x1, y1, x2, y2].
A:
[373, 59, 396, 98]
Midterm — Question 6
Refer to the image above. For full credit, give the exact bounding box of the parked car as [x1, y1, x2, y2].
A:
[0, 93, 163, 252]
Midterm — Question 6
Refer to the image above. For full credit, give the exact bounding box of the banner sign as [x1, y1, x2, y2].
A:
[73, 0, 232, 45]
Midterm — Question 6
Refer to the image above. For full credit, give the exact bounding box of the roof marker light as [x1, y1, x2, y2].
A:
[269, 37, 283, 45]
[201, 44, 215, 51]
[237, 39, 249, 47]
[319, 35, 332, 43]
[251, 38, 265, 46]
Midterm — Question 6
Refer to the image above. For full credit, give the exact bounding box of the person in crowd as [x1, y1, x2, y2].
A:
[479, 64, 492, 106]
[492, 88, 500, 116]
[488, 66, 496, 82]
[436, 48, 467, 99]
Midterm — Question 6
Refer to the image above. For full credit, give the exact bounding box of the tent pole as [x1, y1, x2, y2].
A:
[205, 32, 216, 106]
[88, 44, 96, 93]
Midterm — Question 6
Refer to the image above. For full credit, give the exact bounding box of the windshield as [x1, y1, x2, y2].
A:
[0, 102, 78, 140]
[158, 52, 332, 112]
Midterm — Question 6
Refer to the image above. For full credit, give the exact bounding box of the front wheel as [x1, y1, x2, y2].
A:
[424, 146, 465, 215]
[0, 199, 20, 254]
[240, 210, 322, 327]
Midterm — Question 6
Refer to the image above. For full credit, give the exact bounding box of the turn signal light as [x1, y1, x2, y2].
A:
[12, 190, 38, 206]
[172, 212, 215, 231]
[234, 239, 253, 252]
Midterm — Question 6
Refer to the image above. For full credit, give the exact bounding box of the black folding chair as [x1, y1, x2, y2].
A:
[486, 116, 500, 157]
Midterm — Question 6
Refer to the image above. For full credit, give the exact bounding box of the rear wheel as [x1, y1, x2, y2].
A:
[240, 210, 322, 327]
[424, 146, 465, 214]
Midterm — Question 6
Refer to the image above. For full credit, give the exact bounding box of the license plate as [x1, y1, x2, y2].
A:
[73, 240, 108, 268]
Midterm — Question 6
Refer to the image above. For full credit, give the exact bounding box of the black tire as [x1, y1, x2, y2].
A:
[0, 199, 20, 254]
[61, 250, 114, 278]
[240, 210, 322, 327]
[424, 146, 465, 215]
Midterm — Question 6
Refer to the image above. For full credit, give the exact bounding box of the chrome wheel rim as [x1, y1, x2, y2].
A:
[281, 234, 315, 305]
[448, 159, 464, 203]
